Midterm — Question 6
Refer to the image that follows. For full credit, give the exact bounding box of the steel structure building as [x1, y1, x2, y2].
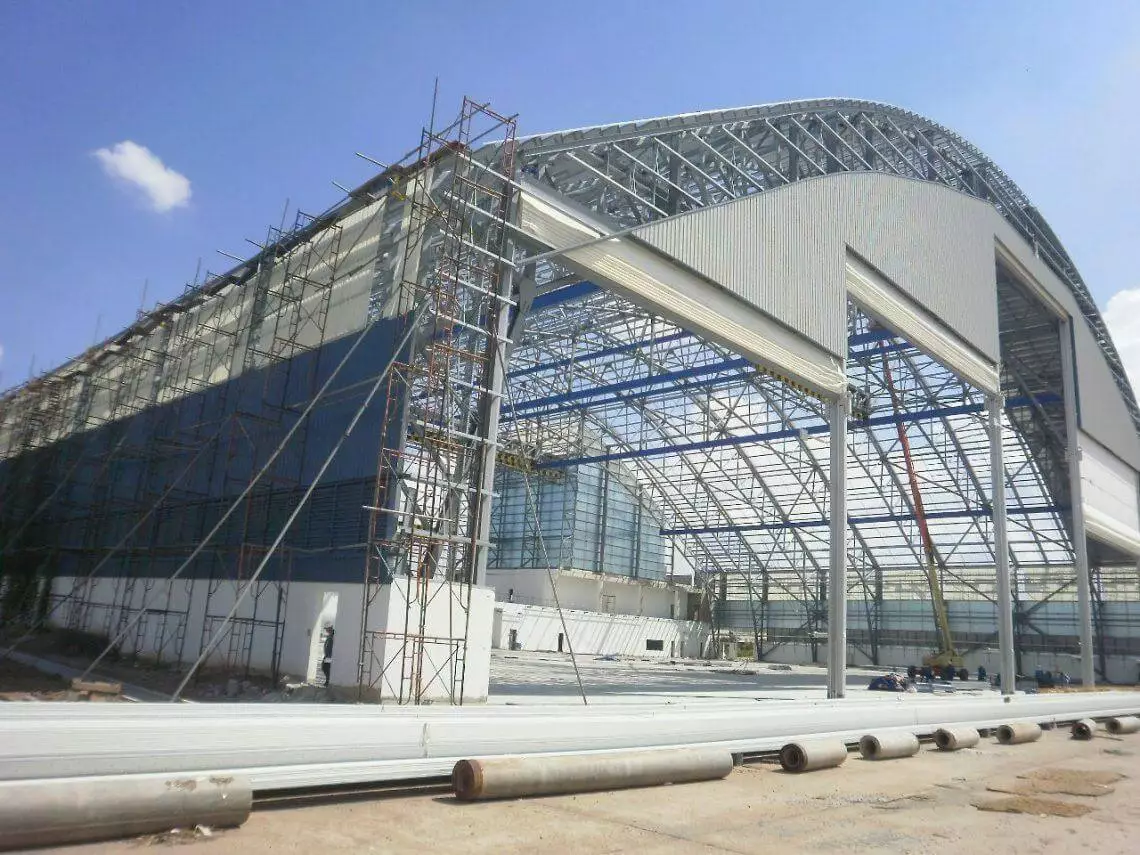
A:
[3, 98, 1140, 700]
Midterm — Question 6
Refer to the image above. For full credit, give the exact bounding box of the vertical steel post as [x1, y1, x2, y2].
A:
[471, 281, 513, 588]
[1059, 319, 1096, 686]
[987, 393, 1016, 695]
[827, 392, 848, 699]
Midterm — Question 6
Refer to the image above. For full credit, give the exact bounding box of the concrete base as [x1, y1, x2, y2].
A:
[354, 579, 495, 703]
[48, 575, 495, 703]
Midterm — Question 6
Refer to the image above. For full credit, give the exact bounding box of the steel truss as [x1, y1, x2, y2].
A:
[483, 99, 1138, 674]
[501, 281, 1136, 669]
[509, 99, 1138, 433]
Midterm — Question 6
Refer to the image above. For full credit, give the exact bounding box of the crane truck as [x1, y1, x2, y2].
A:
[879, 345, 967, 681]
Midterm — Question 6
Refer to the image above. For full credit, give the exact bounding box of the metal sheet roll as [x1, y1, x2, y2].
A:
[1071, 719, 1097, 740]
[859, 732, 920, 760]
[933, 726, 980, 751]
[1106, 715, 1140, 735]
[996, 722, 1042, 745]
[779, 740, 848, 773]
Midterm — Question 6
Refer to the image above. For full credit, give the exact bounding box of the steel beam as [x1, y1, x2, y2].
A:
[989, 393, 1017, 695]
[1060, 319, 1096, 686]
[827, 393, 848, 699]
[3, 693, 1140, 790]
[660, 504, 1064, 537]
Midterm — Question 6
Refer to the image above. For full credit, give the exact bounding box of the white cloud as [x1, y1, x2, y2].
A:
[93, 141, 191, 212]
[1102, 287, 1140, 390]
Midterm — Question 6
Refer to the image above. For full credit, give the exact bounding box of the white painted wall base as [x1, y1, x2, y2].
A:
[358, 579, 495, 703]
[48, 575, 495, 703]
[494, 602, 709, 659]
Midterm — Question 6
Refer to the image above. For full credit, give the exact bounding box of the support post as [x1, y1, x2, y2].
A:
[470, 283, 512, 588]
[1059, 319, 1095, 686]
[827, 392, 848, 699]
[987, 393, 1016, 695]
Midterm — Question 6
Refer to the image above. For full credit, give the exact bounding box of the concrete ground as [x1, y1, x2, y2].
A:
[487, 650, 982, 704]
[49, 724, 1140, 854]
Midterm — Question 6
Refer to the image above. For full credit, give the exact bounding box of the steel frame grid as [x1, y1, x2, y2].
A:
[502, 99, 1139, 436]
[499, 282, 1136, 667]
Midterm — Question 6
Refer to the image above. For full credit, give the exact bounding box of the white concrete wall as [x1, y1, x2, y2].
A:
[49, 575, 495, 701]
[493, 602, 708, 659]
[487, 567, 686, 620]
[722, 640, 1138, 686]
[362, 579, 495, 702]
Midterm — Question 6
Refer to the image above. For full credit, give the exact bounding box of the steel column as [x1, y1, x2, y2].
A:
[827, 392, 848, 699]
[988, 393, 1016, 695]
[1059, 319, 1096, 686]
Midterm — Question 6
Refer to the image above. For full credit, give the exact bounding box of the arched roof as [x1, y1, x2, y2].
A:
[505, 98, 1139, 432]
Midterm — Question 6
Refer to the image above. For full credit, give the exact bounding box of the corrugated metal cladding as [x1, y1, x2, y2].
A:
[517, 189, 845, 396]
[1073, 318, 1140, 468]
[631, 172, 1000, 362]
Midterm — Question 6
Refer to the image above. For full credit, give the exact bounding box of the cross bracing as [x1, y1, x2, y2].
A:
[499, 282, 1113, 661]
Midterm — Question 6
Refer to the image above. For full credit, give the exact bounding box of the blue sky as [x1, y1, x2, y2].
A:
[2, 0, 1139, 389]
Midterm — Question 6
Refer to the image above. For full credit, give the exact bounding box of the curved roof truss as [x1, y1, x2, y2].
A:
[508, 98, 1139, 432]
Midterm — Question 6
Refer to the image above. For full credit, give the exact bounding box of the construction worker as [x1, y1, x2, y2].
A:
[322, 626, 335, 686]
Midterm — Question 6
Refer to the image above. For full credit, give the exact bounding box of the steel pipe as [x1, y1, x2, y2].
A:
[933, 726, 980, 751]
[0, 774, 250, 851]
[451, 748, 732, 800]
[859, 732, 919, 760]
[779, 740, 848, 773]
[1106, 715, 1140, 735]
[1071, 719, 1096, 740]
[996, 722, 1042, 745]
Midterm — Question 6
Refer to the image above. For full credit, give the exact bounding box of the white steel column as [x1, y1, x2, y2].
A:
[827, 392, 848, 699]
[1059, 319, 1096, 686]
[987, 393, 1016, 695]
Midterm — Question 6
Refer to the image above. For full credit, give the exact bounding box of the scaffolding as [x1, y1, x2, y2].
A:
[358, 99, 517, 703]
[194, 212, 342, 682]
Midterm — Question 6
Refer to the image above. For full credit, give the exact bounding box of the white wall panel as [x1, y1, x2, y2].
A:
[494, 602, 708, 659]
[1081, 431, 1140, 541]
[518, 186, 845, 396]
[632, 172, 1000, 362]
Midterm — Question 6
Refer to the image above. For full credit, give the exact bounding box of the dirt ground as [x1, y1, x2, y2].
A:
[0, 658, 69, 698]
[43, 726, 1140, 855]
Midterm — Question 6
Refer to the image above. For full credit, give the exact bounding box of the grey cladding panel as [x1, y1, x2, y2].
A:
[1073, 319, 1140, 468]
[633, 173, 1000, 361]
[631, 181, 847, 356]
[842, 174, 998, 361]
